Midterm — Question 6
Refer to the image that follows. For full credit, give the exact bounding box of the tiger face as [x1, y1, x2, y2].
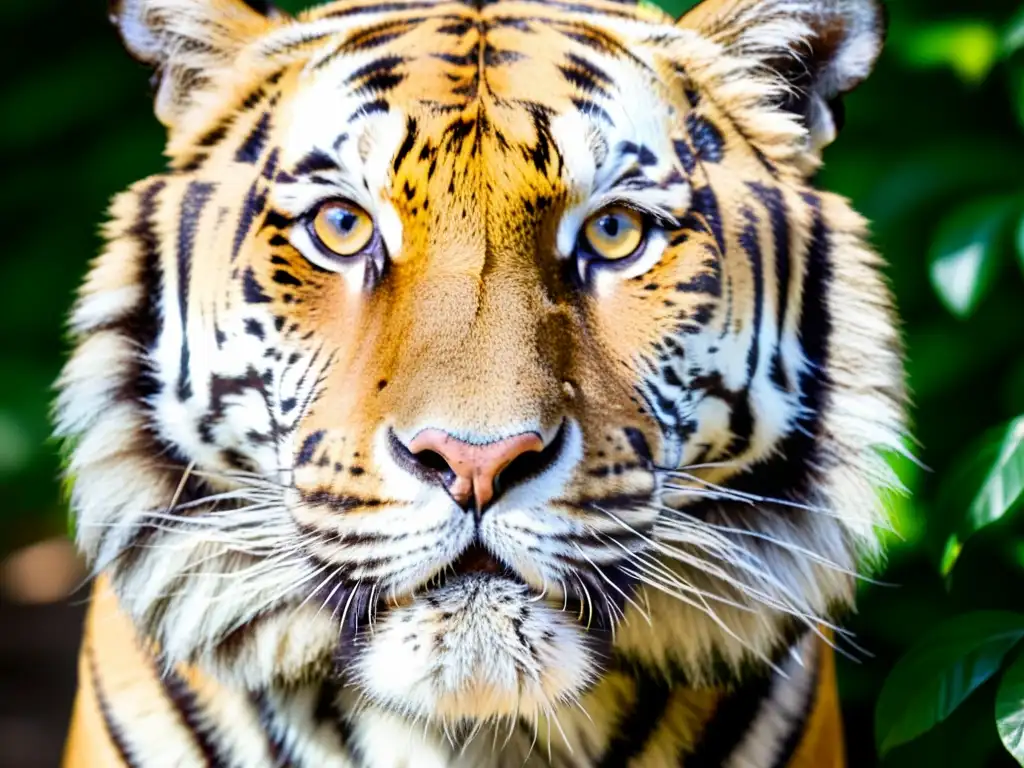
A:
[59, 0, 904, 728]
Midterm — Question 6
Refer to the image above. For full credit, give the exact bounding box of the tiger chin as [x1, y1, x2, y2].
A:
[57, 0, 905, 765]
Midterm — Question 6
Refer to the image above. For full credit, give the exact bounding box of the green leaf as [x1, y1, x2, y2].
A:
[876, 612, 1024, 756]
[997, 652, 1024, 765]
[941, 535, 964, 578]
[942, 418, 1024, 575]
[898, 21, 1000, 83]
[1005, 6, 1024, 57]
[928, 198, 1016, 318]
[967, 417, 1024, 534]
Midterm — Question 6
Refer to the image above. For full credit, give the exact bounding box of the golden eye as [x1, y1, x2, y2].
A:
[311, 200, 374, 257]
[583, 206, 645, 261]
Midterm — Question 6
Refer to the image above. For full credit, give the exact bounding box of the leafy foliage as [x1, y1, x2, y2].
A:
[1, 0, 1024, 765]
[875, 613, 1024, 756]
[928, 197, 1018, 319]
[998, 652, 1024, 764]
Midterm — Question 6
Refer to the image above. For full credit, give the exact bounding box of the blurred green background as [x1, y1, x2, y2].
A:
[1, 0, 1024, 765]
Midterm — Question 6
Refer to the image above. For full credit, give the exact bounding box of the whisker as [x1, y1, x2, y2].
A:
[573, 540, 650, 625]
[653, 505, 866, 580]
[663, 472, 842, 519]
[621, 567, 785, 676]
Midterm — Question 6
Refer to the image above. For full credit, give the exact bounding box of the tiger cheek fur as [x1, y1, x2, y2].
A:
[58, 0, 905, 762]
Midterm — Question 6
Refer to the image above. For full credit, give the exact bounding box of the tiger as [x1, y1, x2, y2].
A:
[55, 0, 905, 764]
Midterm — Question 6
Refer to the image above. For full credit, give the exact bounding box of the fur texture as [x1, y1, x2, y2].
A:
[58, 0, 901, 763]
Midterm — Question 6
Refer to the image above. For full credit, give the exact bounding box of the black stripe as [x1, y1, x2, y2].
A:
[358, 68, 406, 93]
[674, 255, 721, 296]
[392, 116, 418, 174]
[596, 671, 672, 767]
[673, 138, 696, 176]
[123, 179, 167, 357]
[749, 182, 793, 390]
[236, 112, 271, 164]
[685, 113, 725, 163]
[798, 192, 832, 387]
[262, 148, 281, 181]
[572, 97, 613, 125]
[262, 30, 336, 59]
[272, 269, 302, 287]
[196, 118, 234, 149]
[296, 430, 326, 467]
[243, 267, 272, 304]
[726, 392, 754, 458]
[176, 181, 216, 400]
[293, 149, 339, 176]
[262, 210, 295, 232]
[233, 182, 268, 261]
[738, 205, 764, 382]
[559, 62, 611, 97]
[245, 318, 266, 339]
[162, 668, 232, 767]
[687, 185, 725, 254]
[727, 194, 832, 501]
[253, 692, 297, 768]
[681, 670, 775, 766]
[344, 19, 422, 53]
[484, 45, 524, 66]
[346, 54, 406, 84]
[321, 0, 439, 18]
[769, 653, 822, 768]
[565, 52, 613, 86]
[89, 646, 139, 767]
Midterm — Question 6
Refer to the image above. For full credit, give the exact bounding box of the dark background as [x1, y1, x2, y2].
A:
[2, 0, 1023, 765]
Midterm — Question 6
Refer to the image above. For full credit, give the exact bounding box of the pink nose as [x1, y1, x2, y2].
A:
[407, 430, 545, 512]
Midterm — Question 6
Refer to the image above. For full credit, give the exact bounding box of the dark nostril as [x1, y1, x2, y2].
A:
[490, 423, 566, 494]
[412, 449, 451, 475]
[388, 430, 451, 485]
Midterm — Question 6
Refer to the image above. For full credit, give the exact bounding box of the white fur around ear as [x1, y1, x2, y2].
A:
[679, 0, 886, 155]
[110, 0, 279, 128]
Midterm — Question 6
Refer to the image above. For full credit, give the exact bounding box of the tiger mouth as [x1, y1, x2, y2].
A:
[384, 544, 525, 610]
[381, 543, 626, 636]
[449, 543, 514, 578]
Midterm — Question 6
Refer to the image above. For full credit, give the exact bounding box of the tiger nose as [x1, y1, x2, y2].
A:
[405, 430, 547, 513]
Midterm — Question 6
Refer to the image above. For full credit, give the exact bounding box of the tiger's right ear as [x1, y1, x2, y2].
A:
[110, 0, 282, 130]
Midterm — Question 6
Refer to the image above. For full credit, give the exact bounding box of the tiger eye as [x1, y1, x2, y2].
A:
[583, 206, 645, 261]
[311, 200, 374, 257]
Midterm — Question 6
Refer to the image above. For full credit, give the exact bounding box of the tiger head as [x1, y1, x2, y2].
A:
[58, 0, 904, 726]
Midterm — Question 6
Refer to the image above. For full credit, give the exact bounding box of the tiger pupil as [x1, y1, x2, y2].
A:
[332, 210, 357, 234]
[601, 216, 620, 238]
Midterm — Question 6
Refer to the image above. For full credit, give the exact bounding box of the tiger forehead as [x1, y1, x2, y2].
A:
[292, 1, 680, 150]
[267, 1, 692, 238]
[320, 15, 627, 111]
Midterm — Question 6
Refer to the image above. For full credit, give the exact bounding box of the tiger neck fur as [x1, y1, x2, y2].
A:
[67, 575, 842, 768]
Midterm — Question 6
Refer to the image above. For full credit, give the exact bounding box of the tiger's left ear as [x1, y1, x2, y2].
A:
[678, 0, 886, 155]
[110, 0, 283, 131]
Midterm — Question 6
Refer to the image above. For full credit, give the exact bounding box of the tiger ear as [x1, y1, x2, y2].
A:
[110, 0, 281, 129]
[678, 0, 886, 154]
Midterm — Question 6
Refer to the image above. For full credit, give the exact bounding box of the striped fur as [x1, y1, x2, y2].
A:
[57, 0, 901, 764]
[67, 577, 844, 766]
